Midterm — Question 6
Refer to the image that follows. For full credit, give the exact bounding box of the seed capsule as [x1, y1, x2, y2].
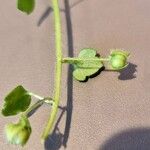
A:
[5, 115, 31, 146]
[110, 50, 130, 70]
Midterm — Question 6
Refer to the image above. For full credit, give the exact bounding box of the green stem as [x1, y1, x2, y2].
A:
[24, 99, 53, 117]
[62, 57, 110, 64]
[41, 0, 62, 141]
[28, 92, 44, 100]
[28, 92, 53, 104]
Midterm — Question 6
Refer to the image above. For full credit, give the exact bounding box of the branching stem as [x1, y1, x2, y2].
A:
[41, 0, 63, 142]
[24, 98, 53, 117]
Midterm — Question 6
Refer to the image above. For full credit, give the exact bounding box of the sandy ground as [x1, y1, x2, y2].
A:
[0, 0, 150, 150]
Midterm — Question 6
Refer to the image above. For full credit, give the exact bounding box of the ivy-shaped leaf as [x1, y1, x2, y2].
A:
[17, 0, 35, 14]
[73, 48, 103, 81]
[1, 85, 31, 116]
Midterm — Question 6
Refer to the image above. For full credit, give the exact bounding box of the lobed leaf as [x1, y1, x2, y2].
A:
[73, 48, 103, 81]
[1, 85, 31, 116]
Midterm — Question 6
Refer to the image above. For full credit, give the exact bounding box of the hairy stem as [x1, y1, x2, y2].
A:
[41, 0, 62, 141]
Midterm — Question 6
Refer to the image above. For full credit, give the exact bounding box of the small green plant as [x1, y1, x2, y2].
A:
[1, 0, 130, 147]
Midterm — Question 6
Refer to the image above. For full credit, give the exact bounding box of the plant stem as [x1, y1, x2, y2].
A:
[24, 99, 53, 117]
[28, 92, 44, 100]
[41, 0, 62, 141]
[62, 57, 110, 64]
[28, 92, 53, 104]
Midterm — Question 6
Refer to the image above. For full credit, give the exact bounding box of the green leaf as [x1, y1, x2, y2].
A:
[73, 48, 103, 81]
[2, 85, 31, 116]
[17, 0, 35, 14]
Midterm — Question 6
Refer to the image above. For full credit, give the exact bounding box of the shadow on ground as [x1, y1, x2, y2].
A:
[105, 62, 137, 80]
[37, 0, 85, 26]
[44, 107, 66, 150]
[100, 128, 150, 150]
[38, 0, 137, 149]
[118, 63, 137, 80]
[42, 0, 81, 149]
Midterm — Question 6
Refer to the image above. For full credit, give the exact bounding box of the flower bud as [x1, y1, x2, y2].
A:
[5, 115, 31, 146]
[110, 50, 130, 70]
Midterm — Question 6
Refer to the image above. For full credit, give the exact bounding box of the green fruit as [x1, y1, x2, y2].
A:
[111, 55, 126, 69]
[110, 49, 130, 70]
[5, 115, 31, 146]
[14, 127, 31, 146]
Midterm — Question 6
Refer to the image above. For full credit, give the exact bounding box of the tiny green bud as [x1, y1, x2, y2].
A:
[110, 50, 130, 70]
[5, 115, 31, 146]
